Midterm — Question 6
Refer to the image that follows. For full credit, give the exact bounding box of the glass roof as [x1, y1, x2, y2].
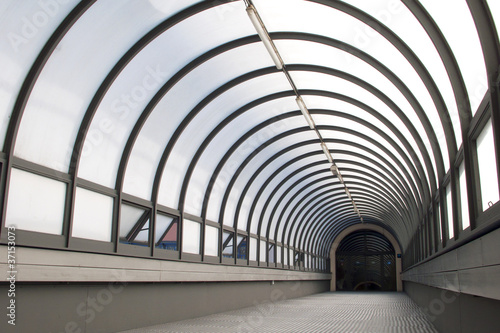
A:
[1, 0, 497, 261]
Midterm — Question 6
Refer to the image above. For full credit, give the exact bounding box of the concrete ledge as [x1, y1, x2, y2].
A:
[0, 245, 331, 283]
[402, 227, 500, 300]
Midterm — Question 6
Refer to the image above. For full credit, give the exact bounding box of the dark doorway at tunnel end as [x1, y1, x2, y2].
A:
[336, 230, 397, 292]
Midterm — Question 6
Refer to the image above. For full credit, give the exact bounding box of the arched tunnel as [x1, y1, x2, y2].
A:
[1, 1, 500, 332]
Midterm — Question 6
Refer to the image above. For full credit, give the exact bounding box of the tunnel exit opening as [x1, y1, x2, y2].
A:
[335, 230, 397, 292]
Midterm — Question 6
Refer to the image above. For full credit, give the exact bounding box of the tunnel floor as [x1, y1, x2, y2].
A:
[119, 291, 438, 333]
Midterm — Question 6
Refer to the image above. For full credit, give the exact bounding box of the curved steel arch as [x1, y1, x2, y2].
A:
[287, 183, 405, 250]
[4, 1, 96, 156]
[95, 28, 448, 257]
[310, 0, 457, 165]
[228, 147, 415, 246]
[316, 111, 426, 206]
[230, 143, 418, 246]
[297, 182, 409, 253]
[109, 29, 446, 214]
[180, 87, 431, 227]
[340, 166, 411, 211]
[208, 86, 434, 231]
[289, 64, 437, 193]
[197, 117, 422, 239]
[309, 207, 395, 257]
[300, 194, 399, 255]
[309, 99, 430, 204]
[321, 218, 402, 260]
[250, 138, 414, 243]
[271, 32, 447, 177]
[198, 116, 415, 231]
[266, 164, 411, 246]
[274, 160, 412, 239]
[3, 0, 497, 273]
[260, 126, 420, 218]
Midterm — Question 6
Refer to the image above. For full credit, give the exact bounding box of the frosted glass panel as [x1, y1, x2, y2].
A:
[237, 235, 247, 260]
[5, 169, 66, 234]
[268, 244, 275, 263]
[222, 231, 234, 258]
[459, 162, 470, 229]
[476, 118, 500, 210]
[155, 214, 177, 250]
[0, 0, 79, 149]
[14, 0, 201, 173]
[446, 184, 454, 239]
[205, 225, 219, 257]
[260, 240, 267, 262]
[420, 0, 488, 114]
[341, 0, 461, 147]
[120, 204, 149, 246]
[250, 237, 258, 261]
[182, 219, 200, 254]
[72, 188, 113, 242]
[437, 202, 442, 242]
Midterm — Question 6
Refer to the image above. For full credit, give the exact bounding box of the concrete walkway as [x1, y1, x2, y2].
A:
[119, 292, 438, 333]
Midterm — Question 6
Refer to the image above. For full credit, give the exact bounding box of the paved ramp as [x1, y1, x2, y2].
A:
[120, 292, 438, 333]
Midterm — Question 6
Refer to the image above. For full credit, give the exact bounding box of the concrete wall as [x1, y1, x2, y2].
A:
[405, 281, 500, 333]
[403, 227, 500, 332]
[402, 227, 500, 300]
[0, 279, 329, 333]
[0, 246, 330, 332]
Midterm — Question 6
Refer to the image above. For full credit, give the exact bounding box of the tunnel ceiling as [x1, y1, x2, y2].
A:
[1, 0, 499, 261]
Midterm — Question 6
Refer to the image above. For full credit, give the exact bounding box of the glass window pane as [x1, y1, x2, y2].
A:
[437, 202, 442, 243]
[294, 251, 301, 266]
[459, 162, 470, 229]
[237, 235, 247, 260]
[277, 245, 282, 264]
[0, 0, 79, 149]
[156, 214, 178, 251]
[124, 8, 271, 200]
[477, 118, 500, 210]
[260, 240, 267, 262]
[72, 188, 113, 242]
[250, 237, 258, 261]
[268, 243, 275, 263]
[205, 225, 219, 257]
[5, 168, 66, 235]
[419, 0, 488, 114]
[284, 247, 288, 265]
[157, 72, 290, 209]
[14, 0, 202, 173]
[341, 0, 462, 148]
[289, 248, 294, 266]
[222, 231, 234, 258]
[182, 219, 200, 254]
[184, 91, 292, 217]
[119, 203, 150, 246]
[446, 184, 454, 239]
